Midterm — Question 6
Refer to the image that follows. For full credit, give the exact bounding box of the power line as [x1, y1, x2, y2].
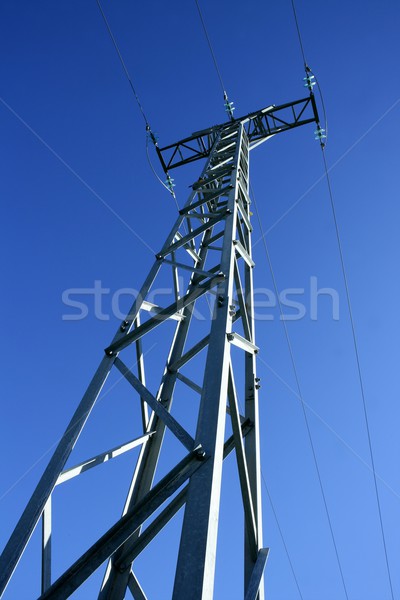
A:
[194, 0, 226, 96]
[290, 0, 329, 144]
[193, 0, 235, 119]
[96, 0, 180, 204]
[235, 391, 304, 599]
[289, 0, 395, 595]
[290, 0, 308, 69]
[251, 184, 350, 599]
[96, 0, 149, 127]
[261, 473, 304, 599]
[321, 147, 395, 600]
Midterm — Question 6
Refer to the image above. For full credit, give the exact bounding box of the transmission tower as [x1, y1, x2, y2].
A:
[0, 95, 318, 599]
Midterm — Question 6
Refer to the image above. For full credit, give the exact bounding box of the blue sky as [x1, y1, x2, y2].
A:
[1, 1, 400, 598]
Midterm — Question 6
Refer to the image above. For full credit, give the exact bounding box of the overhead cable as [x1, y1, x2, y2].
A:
[96, 0, 149, 127]
[290, 0, 308, 69]
[194, 0, 226, 95]
[320, 147, 395, 600]
[193, 0, 235, 119]
[235, 394, 304, 599]
[251, 184, 350, 600]
[290, 1, 395, 596]
[96, 0, 178, 201]
[262, 474, 304, 599]
[290, 0, 328, 143]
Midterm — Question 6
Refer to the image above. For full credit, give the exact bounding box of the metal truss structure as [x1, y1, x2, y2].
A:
[0, 96, 318, 599]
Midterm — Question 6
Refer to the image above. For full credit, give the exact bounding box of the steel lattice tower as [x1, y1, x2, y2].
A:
[0, 96, 318, 600]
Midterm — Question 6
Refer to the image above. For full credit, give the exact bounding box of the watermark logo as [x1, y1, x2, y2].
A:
[61, 277, 339, 322]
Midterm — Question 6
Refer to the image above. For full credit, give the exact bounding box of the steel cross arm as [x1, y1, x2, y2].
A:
[55, 433, 153, 485]
[41, 499, 51, 594]
[244, 548, 270, 600]
[105, 273, 225, 356]
[156, 95, 319, 171]
[179, 184, 233, 215]
[114, 419, 254, 570]
[38, 449, 207, 599]
[157, 212, 228, 259]
[114, 357, 195, 451]
[127, 572, 147, 600]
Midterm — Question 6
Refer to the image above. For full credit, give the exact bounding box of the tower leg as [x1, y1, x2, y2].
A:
[172, 124, 251, 600]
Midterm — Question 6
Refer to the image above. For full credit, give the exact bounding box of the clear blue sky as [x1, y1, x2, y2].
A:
[1, 1, 400, 598]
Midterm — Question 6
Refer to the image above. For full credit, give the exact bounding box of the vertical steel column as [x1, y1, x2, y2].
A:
[172, 122, 245, 600]
[41, 497, 52, 594]
[242, 153, 264, 600]
[98, 137, 224, 600]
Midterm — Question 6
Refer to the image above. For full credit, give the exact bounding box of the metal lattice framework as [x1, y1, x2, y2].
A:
[0, 96, 318, 600]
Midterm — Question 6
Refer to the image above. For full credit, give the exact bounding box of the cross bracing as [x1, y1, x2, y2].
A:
[0, 98, 318, 600]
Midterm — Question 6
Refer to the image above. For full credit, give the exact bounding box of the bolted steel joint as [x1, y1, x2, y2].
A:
[120, 319, 129, 332]
[194, 445, 206, 461]
[116, 561, 129, 574]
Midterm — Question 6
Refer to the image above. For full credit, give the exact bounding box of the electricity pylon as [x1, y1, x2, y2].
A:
[0, 95, 318, 599]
